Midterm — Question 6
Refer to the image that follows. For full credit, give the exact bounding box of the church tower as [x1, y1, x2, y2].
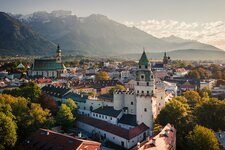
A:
[135, 50, 155, 129]
[56, 44, 62, 63]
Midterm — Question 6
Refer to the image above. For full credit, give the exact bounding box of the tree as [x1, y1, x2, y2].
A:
[73, 60, 80, 67]
[96, 72, 110, 80]
[64, 98, 78, 115]
[186, 125, 219, 150]
[56, 104, 75, 128]
[28, 103, 55, 130]
[199, 87, 210, 98]
[172, 96, 187, 103]
[0, 112, 17, 149]
[37, 93, 58, 114]
[183, 90, 201, 106]
[194, 98, 225, 131]
[3, 82, 41, 102]
[157, 100, 193, 149]
[109, 84, 126, 95]
[88, 91, 97, 97]
[157, 100, 190, 128]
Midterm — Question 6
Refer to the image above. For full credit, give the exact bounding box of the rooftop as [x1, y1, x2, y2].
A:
[63, 92, 87, 103]
[42, 84, 71, 98]
[77, 115, 149, 140]
[137, 124, 176, 150]
[17, 128, 100, 150]
[31, 58, 65, 71]
[118, 114, 138, 127]
[92, 106, 122, 118]
[139, 51, 149, 66]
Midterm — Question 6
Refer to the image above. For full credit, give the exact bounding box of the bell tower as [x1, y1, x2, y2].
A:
[135, 49, 155, 129]
[56, 44, 62, 63]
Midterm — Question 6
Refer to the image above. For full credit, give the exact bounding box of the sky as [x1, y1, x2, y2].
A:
[1, 0, 225, 50]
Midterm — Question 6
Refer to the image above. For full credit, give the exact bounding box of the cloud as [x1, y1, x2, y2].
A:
[123, 20, 225, 50]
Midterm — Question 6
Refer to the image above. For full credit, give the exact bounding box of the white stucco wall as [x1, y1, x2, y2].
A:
[76, 121, 148, 149]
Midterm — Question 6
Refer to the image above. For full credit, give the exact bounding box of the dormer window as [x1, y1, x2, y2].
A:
[145, 65, 148, 69]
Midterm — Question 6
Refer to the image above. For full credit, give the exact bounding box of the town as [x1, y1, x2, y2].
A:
[0, 45, 224, 150]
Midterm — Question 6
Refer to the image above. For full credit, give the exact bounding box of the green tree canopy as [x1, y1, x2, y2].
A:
[109, 84, 126, 95]
[0, 112, 17, 149]
[64, 98, 78, 116]
[157, 100, 193, 149]
[157, 100, 190, 128]
[56, 104, 75, 128]
[172, 96, 187, 103]
[28, 103, 55, 130]
[183, 90, 201, 107]
[186, 125, 220, 150]
[96, 71, 110, 80]
[3, 82, 41, 102]
[194, 98, 225, 131]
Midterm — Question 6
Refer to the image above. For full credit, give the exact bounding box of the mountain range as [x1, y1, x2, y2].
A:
[0, 12, 56, 56]
[0, 10, 224, 60]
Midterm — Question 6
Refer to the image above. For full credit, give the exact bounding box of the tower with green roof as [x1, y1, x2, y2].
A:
[135, 50, 155, 130]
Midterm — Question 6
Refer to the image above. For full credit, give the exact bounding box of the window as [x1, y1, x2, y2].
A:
[96, 114, 98, 117]
[93, 113, 95, 117]
[141, 75, 144, 79]
[131, 102, 133, 105]
[147, 82, 149, 86]
[145, 65, 148, 69]
[147, 91, 149, 94]
[99, 115, 101, 118]
[121, 141, 124, 147]
[161, 96, 163, 99]
[137, 90, 139, 93]
[137, 82, 139, 85]
[139, 65, 141, 69]
[84, 107, 86, 110]
[142, 91, 144, 94]
[105, 116, 107, 119]
[110, 117, 112, 120]
[144, 108, 147, 112]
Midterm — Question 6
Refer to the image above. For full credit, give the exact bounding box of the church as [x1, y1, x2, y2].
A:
[28, 45, 66, 78]
[75, 51, 167, 149]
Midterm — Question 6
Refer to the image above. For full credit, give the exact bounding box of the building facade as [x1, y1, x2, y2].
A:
[28, 45, 66, 78]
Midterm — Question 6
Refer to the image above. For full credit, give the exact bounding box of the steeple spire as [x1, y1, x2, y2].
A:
[139, 49, 149, 66]
[56, 44, 62, 63]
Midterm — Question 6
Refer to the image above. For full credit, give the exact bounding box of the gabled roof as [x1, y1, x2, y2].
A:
[138, 124, 176, 150]
[139, 51, 149, 65]
[118, 114, 138, 126]
[63, 92, 87, 103]
[31, 58, 65, 71]
[42, 84, 71, 98]
[17, 128, 100, 150]
[77, 115, 149, 140]
[92, 106, 122, 117]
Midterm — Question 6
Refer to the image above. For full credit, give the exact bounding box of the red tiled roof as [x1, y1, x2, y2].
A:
[138, 124, 176, 150]
[77, 115, 149, 140]
[16, 128, 100, 150]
